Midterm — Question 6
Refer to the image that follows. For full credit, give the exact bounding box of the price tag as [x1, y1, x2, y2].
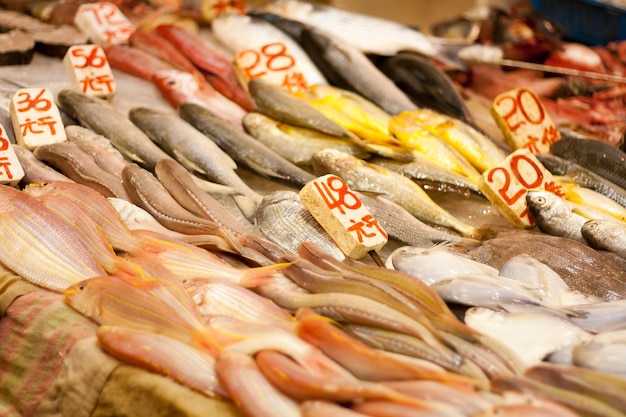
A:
[479, 149, 564, 228]
[234, 42, 309, 94]
[0, 124, 24, 186]
[491, 87, 561, 153]
[200, 0, 246, 20]
[73, 2, 135, 45]
[64, 45, 116, 99]
[299, 174, 388, 259]
[10, 88, 67, 150]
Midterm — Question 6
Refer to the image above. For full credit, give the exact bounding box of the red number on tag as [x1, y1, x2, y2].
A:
[313, 175, 361, 215]
[15, 90, 51, 112]
[71, 46, 107, 68]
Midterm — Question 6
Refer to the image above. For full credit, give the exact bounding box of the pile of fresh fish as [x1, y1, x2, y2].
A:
[1, 0, 626, 416]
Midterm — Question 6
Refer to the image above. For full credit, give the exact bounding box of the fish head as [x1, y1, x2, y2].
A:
[525, 189, 560, 217]
[153, 69, 200, 109]
[64, 277, 104, 317]
[311, 148, 356, 176]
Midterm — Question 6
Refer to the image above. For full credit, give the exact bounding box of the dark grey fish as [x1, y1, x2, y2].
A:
[374, 51, 476, 127]
[57, 89, 173, 171]
[454, 229, 626, 301]
[255, 11, 416, 115]
[536, 153, 626, 209]
[179, 102, 315, 189]
[550, 136, 626, 191]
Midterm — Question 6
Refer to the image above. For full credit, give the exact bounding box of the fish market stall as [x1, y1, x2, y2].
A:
[1, 1, 626, 417]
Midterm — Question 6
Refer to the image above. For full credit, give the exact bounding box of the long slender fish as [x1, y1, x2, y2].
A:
[57, 89, 173, 171]
[312, 148, 482, 238]
[247, 78, 348, 137]
[33, 141, 129, 199]
[65, 125, 130, 178]
[179, 102, 316, 189]
[243, 112, 370, 168]
[128, 106, 261, 220]
[13, 144, 75, 185]
[255, 190, 345, 260]
[251, 12, 417, 115]
[551, 136, 626, 190]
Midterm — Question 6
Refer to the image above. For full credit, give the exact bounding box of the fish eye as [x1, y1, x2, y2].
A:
[78, 284, 87, 291]
[535, 196, 546, 205]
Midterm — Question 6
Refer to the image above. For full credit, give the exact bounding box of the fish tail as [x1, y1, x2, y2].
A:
[239, 260, 294, 288]
[111, 256, 153, 280]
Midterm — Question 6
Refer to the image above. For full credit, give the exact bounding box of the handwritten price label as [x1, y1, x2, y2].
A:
[234, 42, 309, 94]
[73, 2, 135, 45]
[479, 149, 563, 228]
[0, 124, 24, 186]
[491, 87, 561, 153]
[64, 45, 116, 99]
[299, 174, 387, 259]
[200, 0, 245, 20]
[10, 88, 67, 150]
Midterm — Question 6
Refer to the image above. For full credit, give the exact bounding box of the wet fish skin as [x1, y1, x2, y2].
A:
[129, 105, 260, 220]
[376, 51, 476, 126]
[179, 102, 316, 188]
[357, 192, 480, 248]
[551, 136, 626, 191]
[457, 229, 626, 301]
[312, 148, 481, 238]
[65, 125, 130, 178]
[298, 24, 418, 115]
[243, 112, 370, 168]
[0, 184, 105, 292]
[57, 89, 173, 171]
[581, 218, 626, 258]
[154, 159, 251, 237]
[369, 156, 482, 196]
[526, 189, 588, 244]
[33, 141, 130, 200]
[247, 78, 348, 137]
[13, 144, 74, 185]
[255, 190, 345, 260]
[536, 153, 626, 209]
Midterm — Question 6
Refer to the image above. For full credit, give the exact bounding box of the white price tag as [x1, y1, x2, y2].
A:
[479, 149, 564, 228]
[234, 42, 310, 94]
[300, 174, 388, 259]
[491, 87, 561, 153]
[74, 2, 135, 45]
[64, 44, 116, 99]
[10, 88, 66, 150]
[0, 124, 24, 186]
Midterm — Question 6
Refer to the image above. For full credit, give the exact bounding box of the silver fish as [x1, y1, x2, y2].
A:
[572, 331, 626, 379]
[179, 102, 316, 189]
[526, 189, 588, 244]
[356, 193, 479, 248]
[568, 300, 626, 333]
[312, 148, 481, 238]
[368, 155, 482, 195]
[57, 89, 173, 171]
[33, 141, 130, 200]
[255, 190, 345, 260]
[13, 144, 74, 185]
[128, 106, 261, 220]
[243, 111, 370, 168]
[247, 78, 348, 137]
[581, 218, 626, 258]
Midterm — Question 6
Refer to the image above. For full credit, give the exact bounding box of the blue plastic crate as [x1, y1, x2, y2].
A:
[533, 0, 626, 45]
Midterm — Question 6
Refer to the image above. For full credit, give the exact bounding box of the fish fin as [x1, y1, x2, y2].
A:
[232, 194, 260, 223]
[171, 150, 211, 177]
[239, 260, 294, 288]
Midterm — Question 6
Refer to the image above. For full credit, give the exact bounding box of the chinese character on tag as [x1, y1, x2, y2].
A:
[74, 2, 135, 45]
[10, 88, 67, 150]
[300, 174, 387, 259]
[0, 124, 25, 186]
